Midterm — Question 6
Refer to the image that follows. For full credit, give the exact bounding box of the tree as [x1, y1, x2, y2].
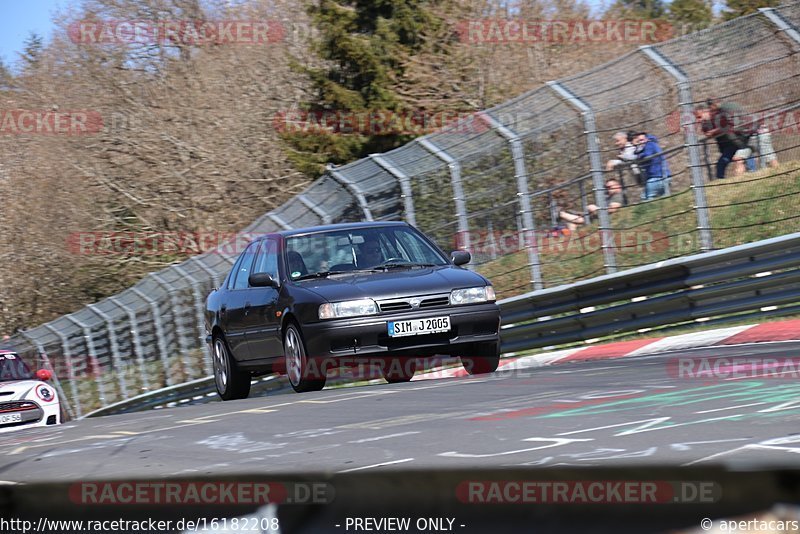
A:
[669, 0, 713, 33]
[0, 57, 12, 90]
[285, 0, 440, 177]
[18, 33, 44, 70]
[722, 0, 780, 20]
[606, 0, 667, 19]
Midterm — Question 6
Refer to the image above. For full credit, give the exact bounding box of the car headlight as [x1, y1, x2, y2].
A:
[319, 299, 378, 319]
[450, 286, 495, 305]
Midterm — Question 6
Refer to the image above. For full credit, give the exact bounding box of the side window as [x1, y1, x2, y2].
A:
[253, 239, 279, 280]
[232, 242, 258, 290]
[226, 253, 245, 290]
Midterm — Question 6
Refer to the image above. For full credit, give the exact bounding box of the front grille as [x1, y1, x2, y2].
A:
[378, 294, 451, 313]
[0, 401, 39, 413]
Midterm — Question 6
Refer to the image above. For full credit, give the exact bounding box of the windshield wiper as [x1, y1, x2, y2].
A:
[376, 262, 439, 270]
[293, 270, 349, 281]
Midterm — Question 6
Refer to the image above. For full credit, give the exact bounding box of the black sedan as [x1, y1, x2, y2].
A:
[204, 221, 500, 399]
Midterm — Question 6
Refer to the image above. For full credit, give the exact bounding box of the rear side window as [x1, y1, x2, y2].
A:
[231, 242, 258, 290]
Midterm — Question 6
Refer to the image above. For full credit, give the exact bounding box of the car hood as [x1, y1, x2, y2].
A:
[296, 266, 489, 302]
[0, 380, 46, 401]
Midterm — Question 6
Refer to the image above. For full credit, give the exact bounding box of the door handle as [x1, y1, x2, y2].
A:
[244, 302, 252, 315]
[220, 305, 227, 315]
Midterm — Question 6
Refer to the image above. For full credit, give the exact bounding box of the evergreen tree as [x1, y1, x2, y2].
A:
[0, 57, 12, 90]
[285, 0, 440, 177]
[722, 0, 779, 20]
[19, 33, 44, 69]
[669, 0, 713, 33]
[607, 0, 667, 19]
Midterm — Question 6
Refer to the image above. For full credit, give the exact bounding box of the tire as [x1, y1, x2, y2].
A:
[213, 336, 252, 400]
[461, 342, 500, 375]
[284, 323, 326, 393]
[381, 357, 417, 383]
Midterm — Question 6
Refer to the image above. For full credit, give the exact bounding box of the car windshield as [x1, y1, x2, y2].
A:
[0, 353, 34, 382]
[285, 226, 448, 280]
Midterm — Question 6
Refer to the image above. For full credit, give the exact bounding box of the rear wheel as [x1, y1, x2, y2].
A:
[284, 324, 326, 393]
[213, 336, 251, 400]
[381, 357, 417, 383]
[461, 342, 500, 375]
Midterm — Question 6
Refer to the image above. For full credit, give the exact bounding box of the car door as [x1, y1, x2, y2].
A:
[243, 238, 282, 361]
[222, 241, 259, 362]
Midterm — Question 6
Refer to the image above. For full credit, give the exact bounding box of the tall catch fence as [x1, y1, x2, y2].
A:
[6, 5, 800, 418]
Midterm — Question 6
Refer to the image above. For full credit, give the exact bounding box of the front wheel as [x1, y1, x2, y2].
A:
[461, 342, 500, 375]
[284, 324, 326, 393]
[213, 336, 251, 400]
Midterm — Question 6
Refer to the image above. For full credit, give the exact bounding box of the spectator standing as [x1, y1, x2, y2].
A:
[633, 132, 670, 200]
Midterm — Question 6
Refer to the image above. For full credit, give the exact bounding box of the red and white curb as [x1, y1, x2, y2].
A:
[412, 318, 800, 381]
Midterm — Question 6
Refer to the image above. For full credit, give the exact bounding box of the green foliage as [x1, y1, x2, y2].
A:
[19, 33, 43, 70]
[285, 0, 441, 177]
[607, 0, 667, 19]
[668, 0, 713, 33]
[722, 0, 780, 20]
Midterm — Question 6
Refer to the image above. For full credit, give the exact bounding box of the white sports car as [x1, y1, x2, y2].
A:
[0, 350, 61, 433]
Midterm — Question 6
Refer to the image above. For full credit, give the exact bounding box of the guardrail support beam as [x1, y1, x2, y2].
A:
[173, 264, 214, 376]
[479, 113, 544, 290]
[417, 138, 471, 254]
[640, 45, 714, 252]
[547, 81, 618, 273]
[108, 296, 151, 392]
[759, 7, 800, 44]
[42, 324, 83, 418]
[131, 287, 174, 387]
[328, 169, 374, 221]
[370, 154, 417, 227]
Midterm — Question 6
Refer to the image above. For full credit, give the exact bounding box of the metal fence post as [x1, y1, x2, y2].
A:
[371, 154, 417, 226]
[172, 264, 213, 376]
[64, 314, 109, 406]
[547, 81, 618, 273]
[328, 168, 374, 221]
[19, 333, 75, 420]
[87, 304, 129, 400]
[640, 46, 714, 251]
[108, 295, 151, 392]
[417, 138, 471, 253]
[192, 256, 223, 288]
[130, 287, 174, 387]
[479, 114, 544, 290]
[297, 193, 333, 224]
[759, 8, 800, 44]
[150, 273, 194, 380]
[268, 212, 293, 230]
[42, 324, 83, 418]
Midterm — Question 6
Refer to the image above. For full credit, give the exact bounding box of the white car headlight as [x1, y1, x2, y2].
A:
[319, 299, 378, 319]
[450, 286, 495, 305]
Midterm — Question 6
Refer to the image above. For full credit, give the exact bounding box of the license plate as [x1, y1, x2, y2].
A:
[0, 413, 22, 425]
[388, 316, 450, 337]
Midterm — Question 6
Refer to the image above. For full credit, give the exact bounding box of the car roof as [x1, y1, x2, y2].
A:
[272, 221, 410, 239]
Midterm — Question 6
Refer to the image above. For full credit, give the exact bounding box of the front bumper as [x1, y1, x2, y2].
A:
[300, 302, 500, 360]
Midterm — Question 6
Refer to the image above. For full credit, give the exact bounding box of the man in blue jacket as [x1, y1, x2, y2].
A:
[633, 132, 671, 200]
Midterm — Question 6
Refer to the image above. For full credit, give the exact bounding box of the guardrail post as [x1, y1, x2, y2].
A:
[759, 7, 800, 44]
[42, 324, 83, 418]
[87, 304, 129, 400]
[130, 287, 174, 387]
[547, 81, 618, 273]
[417, 138, 471, 254]
[371, 154, 417, 226]
[19, 333, 75, 420]
[479, 114, 544, 290]
[268, 212, 293, 230]
[192, 257, 223, 288]
[108, 295, 151, 392]
[297, 193, 333, 224]
[150, 273, 195, 381]
[172, 264, 213, 376]
[640, 45, 714, 252]
[64, 314, 109, 406]
[328, 168, 374, 221]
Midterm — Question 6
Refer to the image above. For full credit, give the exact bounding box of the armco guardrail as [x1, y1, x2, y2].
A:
[500, 231, 800, 352]
[5, 4, 800, 418]
[89, 233, 800, 418]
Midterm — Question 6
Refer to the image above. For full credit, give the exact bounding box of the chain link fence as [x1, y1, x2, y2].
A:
[7, 4, 800, 418]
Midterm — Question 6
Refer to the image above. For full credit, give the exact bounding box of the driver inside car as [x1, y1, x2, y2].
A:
[356, 236, 384, 268]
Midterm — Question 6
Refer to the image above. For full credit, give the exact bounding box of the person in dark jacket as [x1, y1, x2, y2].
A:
[633, 132, 670, 200]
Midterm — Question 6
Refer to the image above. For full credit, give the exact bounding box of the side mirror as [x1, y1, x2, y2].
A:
[249, 272, 278, 288]
[451, 250, 471, 266]
[36, 369, 52, 381]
